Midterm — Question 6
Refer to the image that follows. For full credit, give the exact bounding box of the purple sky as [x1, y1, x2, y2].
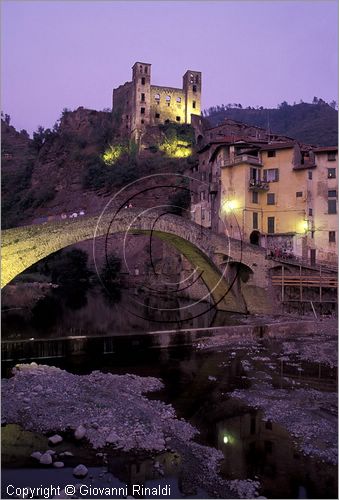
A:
[2, 0, 338, 135]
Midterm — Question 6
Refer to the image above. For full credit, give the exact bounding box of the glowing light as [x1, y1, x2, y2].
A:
[223, 435, 229, 444]
[222, 199, 238, 214]
[159, 139, 192, 158]
[102, 144, 126, 165]
[299, 220, 309, 233]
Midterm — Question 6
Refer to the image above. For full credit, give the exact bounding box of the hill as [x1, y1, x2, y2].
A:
[204, 101, 338, 146]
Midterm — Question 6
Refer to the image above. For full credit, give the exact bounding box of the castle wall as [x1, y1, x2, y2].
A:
[150, 86, 186, 125]
[112, 81, 133, 134]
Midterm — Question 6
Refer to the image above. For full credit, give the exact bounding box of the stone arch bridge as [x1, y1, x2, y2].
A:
[1, 209, 274, 313]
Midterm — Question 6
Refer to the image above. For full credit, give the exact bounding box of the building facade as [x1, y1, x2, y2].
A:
[112, 62, 201, 141]
[191, 136, 337, 265]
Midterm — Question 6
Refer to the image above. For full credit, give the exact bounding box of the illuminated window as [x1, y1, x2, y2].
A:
[328, 152, 336, 161]
[192, 101, 196, 109]
[267, 193, 275, 205]
[267, 217, 275, 233]
[263, 168, 279, 182]
[154, 94, 160, 100]
[252, 191, 258, 204]
[166, 95, 171, 101]
[176, 116, 181, 122]
[328, 168, 336, 178]
[267, 150, 276, 157]
[296, 191, 302, 197]
[141, 77, 145, 85]
[329, 231, 336, 242]
[176, 97, 181, 103]
[140, 107, 145, 114]
[253, 212, 258, 229]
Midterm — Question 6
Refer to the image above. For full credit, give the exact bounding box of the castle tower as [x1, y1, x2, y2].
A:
[183, 70, 202, 124]
[131, 62, 152, 140]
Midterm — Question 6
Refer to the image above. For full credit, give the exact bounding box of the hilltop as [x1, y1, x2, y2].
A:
[204, 101, 338, 146]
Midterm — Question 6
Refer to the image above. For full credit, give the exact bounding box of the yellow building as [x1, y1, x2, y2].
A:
[191, 139, 337, 264]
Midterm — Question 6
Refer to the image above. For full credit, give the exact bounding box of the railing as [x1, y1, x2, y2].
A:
[272, 275, 338, 288]
[220, 154, 262, 167]
[248, 180, 269, 190]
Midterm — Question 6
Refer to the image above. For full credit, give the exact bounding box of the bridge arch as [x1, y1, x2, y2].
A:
[1, 210, 250, 313]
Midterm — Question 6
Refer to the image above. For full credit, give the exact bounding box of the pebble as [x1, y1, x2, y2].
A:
[74, 424, 86, 440]
[48, 434, 63, 445]
[31, 451, 42, 460]
[73, 464, 88, 478]
[53, 461, 64, 468]
[39, 453, 53, 465]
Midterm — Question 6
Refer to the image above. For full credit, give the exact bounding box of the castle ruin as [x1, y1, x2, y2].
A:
[112, 62, 201, 140]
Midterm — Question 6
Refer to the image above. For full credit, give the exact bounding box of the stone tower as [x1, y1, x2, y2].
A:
[131, 62, 152, 139]
[183, 70, 202, 124]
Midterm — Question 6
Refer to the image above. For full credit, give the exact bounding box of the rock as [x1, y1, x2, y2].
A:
[31, 451, 42, 460]
[73, 464, 88, 478]
[45, 449, 56, 455]
[49, 434, 63, 445]
[74, 424, 86, 440]
[39, 453, 53, 465]
[63, 451, 73, 456]
[53, 461, 64, 468]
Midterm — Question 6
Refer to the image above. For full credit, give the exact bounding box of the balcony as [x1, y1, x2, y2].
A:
[249, 180, 269, 191]
[220, 154, 262, 167]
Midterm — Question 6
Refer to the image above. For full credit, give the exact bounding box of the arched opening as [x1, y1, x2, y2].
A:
[250, 230, 260, 245]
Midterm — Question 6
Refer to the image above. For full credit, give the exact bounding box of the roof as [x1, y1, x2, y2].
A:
[260, 142, 296, 151]
[313, 146, 338, 153]
[197, 136, 266, 154]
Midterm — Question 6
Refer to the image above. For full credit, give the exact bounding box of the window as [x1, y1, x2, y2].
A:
[201, 208, 205, 220]
[328, 152, 336, 161]
[328, 190, 337, 198]
[140, 107, 145, 114]
[329, 231, 336, 243]
[252, 191, 258, 204]
[141, 93, 145, 102]
[265, 421, 273, 430]
[192, 100, 196, 109]
[308, 170, 313, 180]
[253, 212, 258, 229]
[328, 168, 336, 179]
[267, 150, 276, 157]
[267, 193, 275, 205]
[176, 97, 181, 103]
[166, 95, 171, 101]
[308, 208, 313, 216]
[155, 113, 160, 119]
[144, 66, 148, 74]
[141, 119, 144, 124]
[263, 168, 279, 182]
[267, 217, 275, 234]
[193, 85, 197, 92]
[296, 191, 303, 197]
[200, 191, 205, 201]
[195, 75, 199, 84]
[154, 94, 160, 101]
[328, 199, 337, 214]
[141, 77, 145, 85]
[176, 116, 181, 122]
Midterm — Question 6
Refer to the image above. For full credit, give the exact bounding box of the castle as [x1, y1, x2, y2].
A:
[112, 62, 201, 140]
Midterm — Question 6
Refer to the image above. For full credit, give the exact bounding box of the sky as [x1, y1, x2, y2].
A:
[2, 0, 338, 135]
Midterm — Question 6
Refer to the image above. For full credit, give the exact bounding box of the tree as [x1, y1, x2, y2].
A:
[312, 96, 319, 104]
[32, 126, 46, 150]
[329, 100, 337, 109]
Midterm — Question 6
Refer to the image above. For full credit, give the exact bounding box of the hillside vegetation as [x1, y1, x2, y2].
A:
[204, 100, 338, 146]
